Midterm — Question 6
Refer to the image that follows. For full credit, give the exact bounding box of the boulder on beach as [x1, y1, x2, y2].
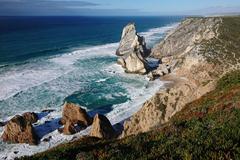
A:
[1, 115, 39, 145]
[89, 114, 117, 139]
[60, 102, 92, 135]
[22, 112, 38, 124]
[116, 23, 150, 74]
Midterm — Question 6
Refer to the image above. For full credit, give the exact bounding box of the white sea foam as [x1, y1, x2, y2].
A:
[0, 22, 179, 159]
[140, 23, 180, 46]
[0, 43, 118, 101]
[49, 43, 119, 66]
[95, 78, 110, 83]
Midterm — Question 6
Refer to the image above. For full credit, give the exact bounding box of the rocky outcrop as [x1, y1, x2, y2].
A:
[90, 114, 117, 139]
[118, 49, 149, 74]
[62, 121, 78, 135]
[22, 112, 38, 124]
[121, 17, 231, 137]
[117, 23, 149, 57]
[116, 23, 150, 74]
[147, 63, 171, 80]
[60, 102, 92, 135]
[1, 115, 38, 145]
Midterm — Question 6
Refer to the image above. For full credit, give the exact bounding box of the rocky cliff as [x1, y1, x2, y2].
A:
[121, 17, 240, 137]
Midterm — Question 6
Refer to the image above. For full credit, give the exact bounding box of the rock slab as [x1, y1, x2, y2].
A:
[22, 112, 38, 124]
[90, 114, 117, 139]
[60, 102, 93, 135]
[1, 115, 39, 145]
[116, 23, 150, 74]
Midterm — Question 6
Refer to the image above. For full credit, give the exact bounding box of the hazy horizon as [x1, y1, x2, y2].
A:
[0, 0, 240, 16]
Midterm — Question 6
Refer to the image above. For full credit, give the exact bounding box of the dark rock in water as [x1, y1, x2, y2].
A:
[1, 115, 39, 145]
[116, 23, 150, 74]
[89, 114, 117, 139]
[14, 151, 19, 154]
[22, 112, 38, 124]
[60, 102, 93, 135]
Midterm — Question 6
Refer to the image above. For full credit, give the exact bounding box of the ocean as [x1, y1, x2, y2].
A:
[0, 16, 184, 159]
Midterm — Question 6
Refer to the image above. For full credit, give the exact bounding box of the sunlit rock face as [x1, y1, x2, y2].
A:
[116, 23, 150, 74]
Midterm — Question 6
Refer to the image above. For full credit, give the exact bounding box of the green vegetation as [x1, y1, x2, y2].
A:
[19, 70, 240, 160]
[201, 16, 240, 67]
[216, 70, 240, 90]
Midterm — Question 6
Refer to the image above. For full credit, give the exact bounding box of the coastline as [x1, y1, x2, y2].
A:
[0, 22, 180, 159]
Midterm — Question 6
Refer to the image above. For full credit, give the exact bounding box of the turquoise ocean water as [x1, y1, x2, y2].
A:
[0, 16, 184, 118]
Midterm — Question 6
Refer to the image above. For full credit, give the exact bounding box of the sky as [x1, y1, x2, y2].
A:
[0, 0, 240, 16]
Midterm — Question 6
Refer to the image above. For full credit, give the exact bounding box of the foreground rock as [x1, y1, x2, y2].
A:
[116, 23, 150, 74]
[1, 115, 38, 145]
[22, 112, 38, 124]
[60, 103, 92, 135]
[90, 114, 117, 139]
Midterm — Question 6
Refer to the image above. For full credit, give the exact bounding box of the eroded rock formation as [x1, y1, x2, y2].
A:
[90, 114, 117, 139]
[22, 112, 38, 124]
[60, 102, 92, 135]
[116, 23, 150, 74]
[1, 115, 39, 145]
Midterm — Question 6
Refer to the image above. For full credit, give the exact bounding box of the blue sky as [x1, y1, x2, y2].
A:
[0, 0, 240, 16]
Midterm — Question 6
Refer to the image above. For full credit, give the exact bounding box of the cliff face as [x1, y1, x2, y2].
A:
[151, 18, 221, 59]
[121, 17, 240, 137]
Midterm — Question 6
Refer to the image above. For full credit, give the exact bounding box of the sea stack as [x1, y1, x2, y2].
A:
[116, 23, 150, 74]
[89, 114, 117, 139]
[60, 102, 93, 135]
